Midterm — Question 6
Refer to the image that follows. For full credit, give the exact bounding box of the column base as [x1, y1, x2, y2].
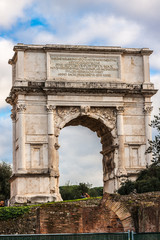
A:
[9, 193, 62, 206]
[10, 173, 62, 206]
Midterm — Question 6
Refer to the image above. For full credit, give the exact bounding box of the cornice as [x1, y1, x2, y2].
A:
[12, 43, 153, 55]
[5, 81, 158, 105]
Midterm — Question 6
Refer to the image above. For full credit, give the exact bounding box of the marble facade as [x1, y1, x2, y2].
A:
[6, 44, 157, 204]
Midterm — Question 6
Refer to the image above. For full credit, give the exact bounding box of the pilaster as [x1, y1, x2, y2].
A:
[143, 55, 150, 83]
[46, 105, 59, 174]
[16, 50, 24, 80]
[116, 106, 126, 176]
[10, 108, 16, 174]
[143, 106, 153, 165]
[16, 104, 26, 172]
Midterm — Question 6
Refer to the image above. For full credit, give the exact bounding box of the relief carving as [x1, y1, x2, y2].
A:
[116, 106, 124, 114]
[80, 105, 90, 115]
[46, 105, 56, 112]
[90, 107, 116, 127]
[103, 151, 115, 180]
[54, 143, 60, 150]
[16, 104, 26, 112]
[10, 108, 16, 121]
[57, 106, 80, 120]
[143, 106, 153, 114]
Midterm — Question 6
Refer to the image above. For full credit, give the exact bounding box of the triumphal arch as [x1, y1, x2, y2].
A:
[6, 44, 157, 204]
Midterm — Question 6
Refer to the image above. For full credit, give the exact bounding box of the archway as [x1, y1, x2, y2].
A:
[59, 125, 103, 187]
[56, 111, 117, 196]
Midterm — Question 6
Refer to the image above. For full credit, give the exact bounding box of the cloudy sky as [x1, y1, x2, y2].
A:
[0, 0, 159, 187]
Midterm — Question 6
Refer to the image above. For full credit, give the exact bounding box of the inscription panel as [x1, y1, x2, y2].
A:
[49, 53, 121, 81]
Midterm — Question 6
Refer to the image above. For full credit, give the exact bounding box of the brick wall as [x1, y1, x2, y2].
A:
[0, 193, 159, 234]
[38, 199, 124, 234]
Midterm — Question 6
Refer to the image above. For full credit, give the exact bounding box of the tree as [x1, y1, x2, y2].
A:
[60, 182, 103, 200]
[118, 165, 160, 195]
[146, 108, 160, 164]
[0, 162, 12, 200]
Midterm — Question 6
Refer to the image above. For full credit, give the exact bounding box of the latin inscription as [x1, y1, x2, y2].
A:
[50, 55, 120, 80]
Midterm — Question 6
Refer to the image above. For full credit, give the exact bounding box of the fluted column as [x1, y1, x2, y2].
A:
[17, 104, 26, 171]
[144, 106, 153, 165]
[46, 105, 58, 173]
[46, 105, 61, 199]
[116, 106, 126, 174]
[10, 109, 16, 174]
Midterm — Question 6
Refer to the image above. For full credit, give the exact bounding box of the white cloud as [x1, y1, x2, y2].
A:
[59, 126, 103, 187]
[28, 14, 140, 47]
[0, 0, 33, 28]
[0, 38, 14, 108]
[107, 0, 160, 23]
[150, 53, 160, 71]
[0, 115, 12, 163]
[29, 0, 160, 72]
[68, 15, 141, 46]
[151, 74, 160, 118]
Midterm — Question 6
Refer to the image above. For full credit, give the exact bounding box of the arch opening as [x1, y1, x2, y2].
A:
[58, 115, 116, 194]
[59, 125, 103, 187]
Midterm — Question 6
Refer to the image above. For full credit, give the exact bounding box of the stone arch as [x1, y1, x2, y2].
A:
[101, 194, 135, 232]
[7, 44, 156, 204]
[54, 106, 118, 194]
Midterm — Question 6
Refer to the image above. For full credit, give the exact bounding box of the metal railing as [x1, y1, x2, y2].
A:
[0, 232, 160, 240]
[0, 232, 130, 240]
[132, 232, 160, 240]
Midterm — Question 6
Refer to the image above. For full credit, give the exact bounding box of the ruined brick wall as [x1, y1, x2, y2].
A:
[0, 207, 39, 235]
[0, 193, 159, 234]
[111, 192, 160, 233]
[38, 199, 124, 234]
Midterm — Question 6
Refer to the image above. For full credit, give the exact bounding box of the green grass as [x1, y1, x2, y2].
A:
[0, 197, 102, 220]
[0, 206, 30, 220]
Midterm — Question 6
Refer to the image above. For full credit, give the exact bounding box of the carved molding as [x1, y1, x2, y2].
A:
[46, 105, 56, 112]
[54, 143, 60, 150]
[54, 106, 117, 131]
[45, 81, 143, 90]
[10, 113, 16, 121]
[116, 106, 124, 114]
[57, 106, 80, 119]
[16, 104, 26, 112]
[91, 107, 116, 127]
[10, 108, 16, 121]
[143, 106, 153, 114]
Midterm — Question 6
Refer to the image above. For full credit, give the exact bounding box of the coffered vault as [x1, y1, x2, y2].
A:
[6, 44, 157, 204]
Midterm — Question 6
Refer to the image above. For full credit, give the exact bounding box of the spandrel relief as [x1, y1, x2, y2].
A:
[91, 107, 116, 129]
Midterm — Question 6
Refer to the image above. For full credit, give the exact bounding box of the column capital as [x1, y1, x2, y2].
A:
[16, 104, 26, 112]
[46, 105, 56, 112]
[116, 106, 124, 114]
[143, 106, 153, 114]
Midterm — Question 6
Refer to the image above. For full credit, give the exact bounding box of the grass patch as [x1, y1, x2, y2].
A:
[0, 206, 30, 220]
[40, 196, 102, 207]
[0, 197, 102, 219]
